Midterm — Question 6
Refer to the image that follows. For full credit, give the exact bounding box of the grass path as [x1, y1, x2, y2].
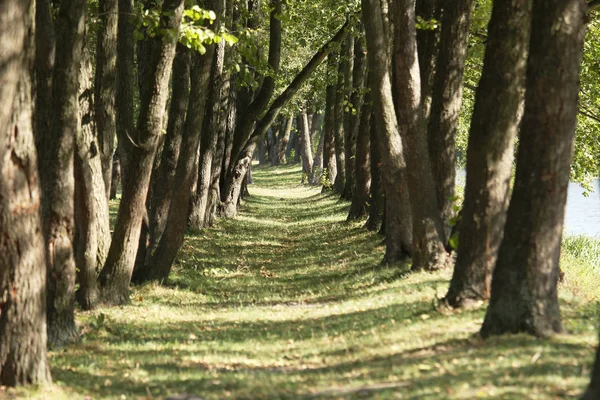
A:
[14, 165, 600, 399]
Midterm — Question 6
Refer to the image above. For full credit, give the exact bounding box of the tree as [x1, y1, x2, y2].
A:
[391, 0, 448, 271]
[332, 37, 352, 194]
[38, 0, 88, 347]
[322, 52, 338, 191]
[0, 0, 52, 385]
[348, 91, 371, 221]
[298, 109, 314, 180]
[443, 0, 531, 308]
[99, 0, 185, 304]
[481, 0, 587, 338]
[427, 0, 473, 239]
[583, 342, 600, 399]
[362, 0, 413, 263]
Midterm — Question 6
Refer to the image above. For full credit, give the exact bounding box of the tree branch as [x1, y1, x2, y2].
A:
[589, 0, 600, 12]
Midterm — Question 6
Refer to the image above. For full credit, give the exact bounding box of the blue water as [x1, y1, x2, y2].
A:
[456, 171, 600, 237]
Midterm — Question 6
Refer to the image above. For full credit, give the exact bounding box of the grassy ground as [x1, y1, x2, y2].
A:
[8, 164, 600, 400]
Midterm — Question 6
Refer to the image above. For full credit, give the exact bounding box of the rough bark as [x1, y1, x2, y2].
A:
[365, 112, 383, 231]
[583, 342, 600, 400]
[416, 0, 440, 121]
[95, 0, 119, 199]
[444, 0, 531, 308]
[299, 109, 314, 182]
[427, 0, 473, 241]
[322, 53, 338, 191]
[142, 29, 218, 282]
[333, 40, 350, 194]
[99, 0, 185, 305]
[392, 0, 447, 271]
[110, 154, 121, 199]
[348, 95, 372, 221]
[34, 0, 55, 154]
[74, 42, 111, 310]
[190, 0, 227, 230]
[39, 0, 88, 347]
[480, 0, 586, 338]
[343, 32, 366, 200]
[146, 45, 191, 256]
[362, 0, 413, 264]
[0, 0, 52, 384]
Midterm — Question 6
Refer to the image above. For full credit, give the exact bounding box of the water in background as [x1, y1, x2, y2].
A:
[456, 171, 600, 237]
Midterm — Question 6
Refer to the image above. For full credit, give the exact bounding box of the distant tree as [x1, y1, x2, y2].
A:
[0, 0, 52, 385]
[481, 0, 586, 338]
[322, 52, 338, 191]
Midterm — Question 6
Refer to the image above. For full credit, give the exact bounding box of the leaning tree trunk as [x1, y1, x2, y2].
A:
[74, 42, 111, 311]
[392, 0, 447, 271]
[95, 0, 118, 199]
[443, 0, 531, 308]
[99, 0, 184, 305]
[480, 0, 586, 338]
[40, 0, 88, 347]
[0, 0, 52, 385]
[362, 0, 413, 263]
[348, 94, 372, 221]
[427, 0, 473, 241]
[146, 45, 191, 257]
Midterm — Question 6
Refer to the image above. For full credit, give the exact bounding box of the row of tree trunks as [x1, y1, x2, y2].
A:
[0, 0, 52, 385]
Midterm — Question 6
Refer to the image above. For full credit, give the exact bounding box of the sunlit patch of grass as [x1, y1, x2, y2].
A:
[561, 234, 600, 301]
[14, 164, 600, 399]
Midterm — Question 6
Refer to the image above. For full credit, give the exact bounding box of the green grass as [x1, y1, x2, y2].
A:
[9, 164, 600, 400]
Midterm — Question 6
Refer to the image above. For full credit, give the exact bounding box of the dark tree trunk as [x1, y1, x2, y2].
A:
[322, 52, 338, 191]
[309, 129, 325, 185]
[333, 39, 350, 194]
[427, 0, 473, 240]
[365, 112, 383, 231]
[146, 45, 191, 257]
[74, 42, 111, 311]
[142, 24, 219, 282]
[392, 0, 447, 271]
[348, 95, 372, 221]
[34, 0, 55, 154]
[362, 0, 413, 264]
[190, 0, 228, 230]
[343, 32, 367, 200]
[480, 0, 586, 338]
[416, 0, 440, 121]
[310, 112, 321, 142]
[0, 0, 52, 384]
[270, 120, 282, 166]
[95, 0, 118, 199]
[583, 342, 600, 400]
[99, 0, 185, 305]
[299, 109, 313, 182]
[277, 116, 293, 165]
[220, 88, 237, 197]
[40, 0, 88, 347]
[444, 0, 531, 308]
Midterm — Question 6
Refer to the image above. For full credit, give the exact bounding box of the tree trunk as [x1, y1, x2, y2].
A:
[95, 0, 118, 199]
[309, 129, 325, 185]
[99, 0, 185, 305]
[310, 112, 321, 142]
[74, 41, 111, 311]
[40, 0, 88, 347]
[343, 32, 366, 200]
[189, 33, 227, 229]
[348, 95, 372, 221]
[427, 0, 473, 240]
[142, 27, 218, 282]
[583, 341, 600, 400]
[0, 0, 52, 384]
[365, 112, 383, 231]
[480, 0, 586, 338]
[416, 0, 440, 121]
[277, 116, 293, 165]
[146, 45, 191, 257]
[392, 0, 447, 271]
[34, 0, 55, 155]
[322, 52, 338, 191]
[333, 39, 350, 194]
[299, 109, 313, 182]
[444, 0, 531, 308]
[110, 153, 121, 199]
[362, 0, 412, 264]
